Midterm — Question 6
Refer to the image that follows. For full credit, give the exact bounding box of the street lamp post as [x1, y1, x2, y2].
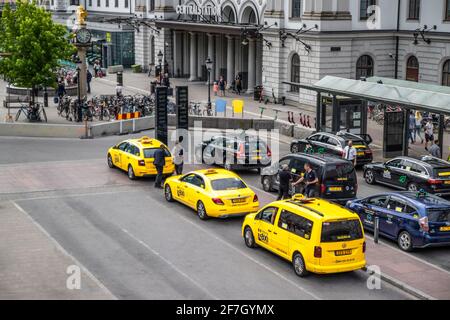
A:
[205, 57, 213, 111]
[157, 50, 163, 85]
[76, 66, 82, 122]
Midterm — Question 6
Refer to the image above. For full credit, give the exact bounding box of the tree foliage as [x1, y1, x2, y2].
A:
[0, 0, 75, 88]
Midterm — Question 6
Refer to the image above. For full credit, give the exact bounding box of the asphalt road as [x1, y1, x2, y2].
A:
[0, 132, 448, 299]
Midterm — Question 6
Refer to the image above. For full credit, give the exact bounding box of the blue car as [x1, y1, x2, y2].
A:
[346, 191, 450, 251]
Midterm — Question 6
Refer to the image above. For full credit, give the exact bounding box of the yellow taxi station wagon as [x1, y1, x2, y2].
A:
[164, 169, 260, 220]
[242, 195, 366, 277]
[107, 136, 175, 179]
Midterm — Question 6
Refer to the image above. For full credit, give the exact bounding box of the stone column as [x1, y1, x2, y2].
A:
[197, 33, 205, 79]
[207, 33, 215, 83]
[173, 31, 183, 78]
[226, 35, 235, 87]
[255, 39, 262, 86]
[215, 35, 221, 81]
[246, 38, 256, 94]
[183, 32, 190, 77]
[189, 32, 198, 81]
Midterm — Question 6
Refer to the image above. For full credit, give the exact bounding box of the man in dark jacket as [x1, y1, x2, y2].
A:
[153, 148, 166, 188]
[277, 164, 292, 200]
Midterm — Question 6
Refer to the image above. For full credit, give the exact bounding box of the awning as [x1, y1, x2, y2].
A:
[155, 20, 258, 35]
[284, 76, 450, 116]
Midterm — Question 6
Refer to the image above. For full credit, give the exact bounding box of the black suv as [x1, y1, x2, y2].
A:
[195, 134, 271, 171]
[260, 153, 358, 203]
[291, 131, 373, 166]
[364, 156, 450, 196]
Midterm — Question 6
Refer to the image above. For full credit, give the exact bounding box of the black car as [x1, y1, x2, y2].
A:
[290, 131, 373, 166]
[195, 134, 271, 171]
[363, 156, 450, 196]
[260, 153, 358, 203]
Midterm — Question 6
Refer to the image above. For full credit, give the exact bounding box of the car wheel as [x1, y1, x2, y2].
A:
[291, 143, 300, 153]
[107, 154, 114, 168]
[197, 201, 209, 220]
[364, 169, 375, 185]
[407, 182, 419, 192]
[292, 252, 308, 277]
[262, 176, 274, 192]
[244, 226, 257, 248]
[398, 231, 413, 252]
[127, 165, 136, 180]
[164, 185, 174, 202]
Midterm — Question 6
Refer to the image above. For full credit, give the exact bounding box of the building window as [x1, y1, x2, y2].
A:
[97, 0, 100, 6]
[150, 0, 155, 12]
[356, 55, 374, 79]
[406, 56, 419, 82]
[291, 0, 302, 18]
[408, 0, 420, 19]
[88, 0, 92, 6]
[290, 53, 301, 92]
[360, 0, 376, 20]
[106, 0, 109, 7]
[115, 0, 118, 7]
[442, 60, 450, 86]
[446, 0, 450, 20]
[70, 0, 80, 5]
[125, 0, 128, 8]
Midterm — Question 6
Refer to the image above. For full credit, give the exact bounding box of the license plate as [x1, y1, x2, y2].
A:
[329, 187, 343, 192]
[357, 152, 365, 156]
[444, 181, 450, 185]
[440, 226, 450, 231]
[232, 198, 246, 204]
[335, 249, 352, 256]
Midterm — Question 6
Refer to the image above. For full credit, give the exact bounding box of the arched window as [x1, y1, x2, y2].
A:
[290, 54, 301, 92]
[356, 55, 374, 80]
[442, 60, 450, 87]
[406, 56, 419, 82]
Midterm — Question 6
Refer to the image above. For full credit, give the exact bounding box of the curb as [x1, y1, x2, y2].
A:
[362, 266, 436, 300]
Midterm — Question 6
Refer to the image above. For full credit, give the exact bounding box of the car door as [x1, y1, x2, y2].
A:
[379, 159, 403, 187]
[357, 195, 389, 230]
[383, 196, 407, 238]
[114, 142, 129, 169]
[322, 136, 342, 157]
[184, 174, 206, 208]
[176, 174, 196, 205]
[306, 134, 322, 153]
[254, 206, 279, 250]
[289, 157, 307, 194]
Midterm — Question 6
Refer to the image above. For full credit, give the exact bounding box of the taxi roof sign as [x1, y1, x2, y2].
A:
[138, 136, 154, 144]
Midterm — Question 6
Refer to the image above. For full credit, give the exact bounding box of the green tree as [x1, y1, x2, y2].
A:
[0, 0, 75, 104]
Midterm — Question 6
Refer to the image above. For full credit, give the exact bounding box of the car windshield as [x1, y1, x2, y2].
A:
[211, 178, 247, 190]
[324, 163, 356, 182]
[427, 209, 450, 223]
[143, 147, 170, 158]
[321, 219, 363, 242]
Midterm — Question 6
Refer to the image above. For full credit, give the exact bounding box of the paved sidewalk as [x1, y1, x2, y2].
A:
[0, 200, 115, 299]
[365, 239, 450, 300]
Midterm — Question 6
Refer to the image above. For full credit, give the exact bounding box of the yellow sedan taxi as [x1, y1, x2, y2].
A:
[164, 169, 260, 220]
[107, 136, 174, 179]
[242, 194, 366, 277]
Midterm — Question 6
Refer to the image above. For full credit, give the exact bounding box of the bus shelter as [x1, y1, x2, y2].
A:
[284, 76, 450, 159]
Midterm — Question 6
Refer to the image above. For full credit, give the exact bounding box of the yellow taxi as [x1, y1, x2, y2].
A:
[242, 194, 366, 276]
[107, 136, 175, 179]
[164, 168, 260, 220]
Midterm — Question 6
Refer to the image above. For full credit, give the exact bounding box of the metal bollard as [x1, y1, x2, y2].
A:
[374, 216, 380, 244]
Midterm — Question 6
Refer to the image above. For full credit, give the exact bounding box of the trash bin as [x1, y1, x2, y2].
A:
[254, 85, 263, 101]
[150, 81, 157, 95]
[116, 72, 123, 86]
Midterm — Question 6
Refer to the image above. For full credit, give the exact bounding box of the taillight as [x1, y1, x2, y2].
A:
[428, 178, 441, 185]
[253, 194, 259, 202]
[138, 160, 145, 166]
[212, 198, 224, 205]
[314, 246, 322, 258]
[419, 216, 429, 232]
[267, 146, 272, 157]
[363, 241, 366, 253]
[237, 143, 245, 158]
[320, 184, 326, 194]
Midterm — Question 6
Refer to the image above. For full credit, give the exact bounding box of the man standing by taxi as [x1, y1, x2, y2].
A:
[172, 137, 185, 175]
[154, 148, 166, 189]
[342, 140, 357, 166]
[277, 164, 292, 200]
[292, 162, 319, 198]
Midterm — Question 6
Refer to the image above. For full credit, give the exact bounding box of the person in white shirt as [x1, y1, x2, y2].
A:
[171, 138, 185, 175]
[115, 83, 123, 97]
[342, 140, 357, 166]
[424, 119, 434, 151]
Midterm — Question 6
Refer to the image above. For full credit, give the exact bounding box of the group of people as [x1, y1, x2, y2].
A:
[277, 162, 319, 201]
[213, 76, 227, 97]
[409, 111, 441, 158]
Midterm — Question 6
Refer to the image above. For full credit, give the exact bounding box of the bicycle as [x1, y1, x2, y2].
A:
[15, 103, 47, 122]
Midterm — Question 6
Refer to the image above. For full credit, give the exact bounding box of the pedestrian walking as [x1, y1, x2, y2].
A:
[171, 138, 185, 175]
[415, 111, 424, 144]
[218, 76, 226, 97]
[277, 164, 292, 200]
[153, 147, 166, 188]
[93, 60, 100, 77]
[235, 75, 242, 95]
[213, 81, 219, 96]
[292, 162, 319, 198]
[56, 80, 66, 99]
[424, 119, 434, 151]
[87, 69, 92, 94]
[342, 140, 357, 166]
[116, 83, 123, 97]
[429, 140, 441, 158]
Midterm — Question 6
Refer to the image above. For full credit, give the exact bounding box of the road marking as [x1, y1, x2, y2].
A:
[10, 188, 137, 202]
[11, 201, 117, 300]
[0, 158, 104, 168]
[121, 228, 219, 300]
[147, 196, 321, 300]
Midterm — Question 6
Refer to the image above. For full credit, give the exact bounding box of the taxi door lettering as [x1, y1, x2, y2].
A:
[176, 186, 185, 198]
[257, 228, 269, 243]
